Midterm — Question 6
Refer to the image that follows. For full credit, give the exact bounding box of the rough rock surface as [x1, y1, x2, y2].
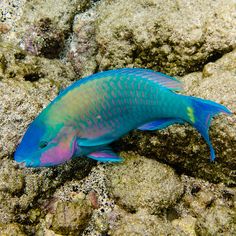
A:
[51, 199, 93, 235]
[21, 18, 66, 58]
[196, 205, 236, 235]
[96, 0, 236, 75]
[0, 0, 96, 57]
[0, 223, 26, 236]
[66, 9, 98, 77]
[16, 0, 90, 32]
[35, 164, 116, 235]
[109, 208, 187, 236]
[0, 0, 26, 30]
[174, 175, 236, 236]
[105, 152, 184, 214]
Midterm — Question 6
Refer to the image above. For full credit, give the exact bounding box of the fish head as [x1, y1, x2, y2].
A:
[14, 117, 78, 167]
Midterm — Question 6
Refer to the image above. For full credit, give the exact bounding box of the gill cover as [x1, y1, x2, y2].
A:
[39, 127, 78, 166]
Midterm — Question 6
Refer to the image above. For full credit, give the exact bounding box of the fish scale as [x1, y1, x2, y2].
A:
[14, 68, 231, 167]
[70, 77, 146, 139]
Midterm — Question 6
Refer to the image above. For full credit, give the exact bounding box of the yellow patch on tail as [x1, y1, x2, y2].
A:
[187, 107, 195, 123]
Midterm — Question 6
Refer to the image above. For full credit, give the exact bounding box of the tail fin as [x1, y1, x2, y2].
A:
[188, 97, 232, 161]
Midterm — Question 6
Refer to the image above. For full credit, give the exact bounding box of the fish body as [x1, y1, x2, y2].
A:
[14, 68, 231, 167]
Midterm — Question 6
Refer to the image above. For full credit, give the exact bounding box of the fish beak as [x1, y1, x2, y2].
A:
[16, 159, 34, 168]
[18, 161, 27, 168]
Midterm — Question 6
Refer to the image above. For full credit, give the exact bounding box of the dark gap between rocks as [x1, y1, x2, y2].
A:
[24, 73, 44, 82]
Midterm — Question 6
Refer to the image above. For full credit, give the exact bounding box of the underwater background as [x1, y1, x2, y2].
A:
[0, 0, 235, 235]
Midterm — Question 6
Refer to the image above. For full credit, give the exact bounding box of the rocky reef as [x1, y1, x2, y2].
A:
[0, 0, 235, 235]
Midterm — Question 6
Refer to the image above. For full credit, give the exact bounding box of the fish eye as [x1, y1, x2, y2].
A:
[39, 141, 48, 149]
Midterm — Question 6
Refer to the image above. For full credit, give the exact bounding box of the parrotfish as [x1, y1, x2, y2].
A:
[14, 68, 231, 167]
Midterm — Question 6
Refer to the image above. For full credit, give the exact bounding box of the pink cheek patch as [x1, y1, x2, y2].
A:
[40, 147, 70, 165]
[40, 138, 77, 166]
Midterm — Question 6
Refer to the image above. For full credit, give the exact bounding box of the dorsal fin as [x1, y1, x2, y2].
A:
[60, 68, 183, 97]
[144, 71, 183, 91]
[118, 68, 184, 91]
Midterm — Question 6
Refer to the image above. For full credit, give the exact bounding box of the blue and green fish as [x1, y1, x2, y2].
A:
[14, 68, 231, 167]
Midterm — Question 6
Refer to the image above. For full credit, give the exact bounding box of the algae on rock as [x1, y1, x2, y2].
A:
[174, 175, 236, 236]
[105, 152, 184, 214]
[66, 8, 98, 77]
[109, 208, 187, 236]
[195, 205, 236, 235]
[96, 0, 236, 75]
[51, 200, 93, 235]
[0, 223, 26, 236]
[1, 0, 96, 58]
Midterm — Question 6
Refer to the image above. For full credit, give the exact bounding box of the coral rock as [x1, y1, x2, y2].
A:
[105, 152, 183, 214]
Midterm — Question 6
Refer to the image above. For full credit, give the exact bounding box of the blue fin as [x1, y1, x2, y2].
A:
[138, 118, 185, 131]
[140, 70, 184, 91]
[87, 149, 123, 162]
[189, 97, 232, 161]
[119, 68, 184, 91]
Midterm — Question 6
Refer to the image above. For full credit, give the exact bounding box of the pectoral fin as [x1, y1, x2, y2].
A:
[138, 118, 185, 131]
[87, 149, 123, 162]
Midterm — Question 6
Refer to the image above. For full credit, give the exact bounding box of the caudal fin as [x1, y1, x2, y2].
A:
[188, 97, 232, 161]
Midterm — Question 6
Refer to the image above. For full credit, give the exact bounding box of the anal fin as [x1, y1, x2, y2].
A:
[138, 118, 185, 131]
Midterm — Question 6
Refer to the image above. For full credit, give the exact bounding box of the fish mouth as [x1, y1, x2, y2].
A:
[18, 161, 27, 168]
[14, 156, 34, 168]
[14, 150, 42, 167]
[17, 160, 34, 168]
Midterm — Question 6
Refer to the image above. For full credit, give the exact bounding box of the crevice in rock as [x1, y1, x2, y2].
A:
[23, 72, 44, 82]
